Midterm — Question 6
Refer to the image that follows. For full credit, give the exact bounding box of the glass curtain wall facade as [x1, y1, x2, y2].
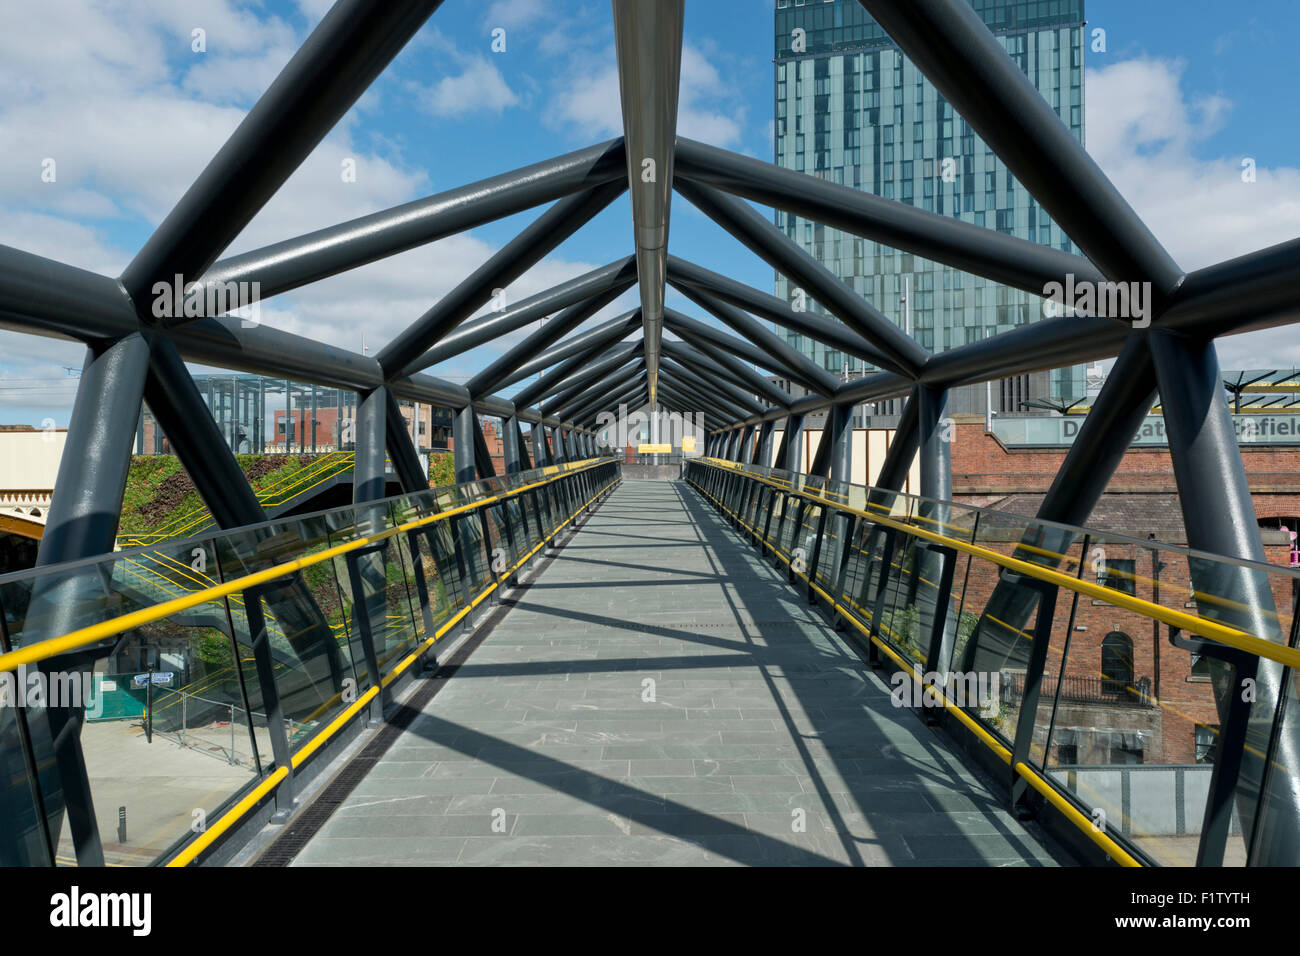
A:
[773, 0, 1087, 418]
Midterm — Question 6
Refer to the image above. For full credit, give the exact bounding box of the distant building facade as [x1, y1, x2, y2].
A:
[773, 0, 1088, 423]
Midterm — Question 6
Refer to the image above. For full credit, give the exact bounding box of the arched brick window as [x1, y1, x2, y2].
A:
[1101, 631, 1134, 696]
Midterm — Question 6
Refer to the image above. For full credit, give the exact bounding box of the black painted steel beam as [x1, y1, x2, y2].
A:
[666, 279, 842, 397]
[1149, 330, 1297, 864]
[513, 417, 532, 471]
[543, 346, 645, 418]
[660, 314, 827, 409]
[530, 420, 550, 467]
[755, 420, 775, 466]
[384, 389, 428, 494]
[806, 419, 833, 478]
[1037, 335, 1157, 528]
[658, 372, 747, 425]
[37, 335, 151, 566]
[408, 256, 634, 373]
[659, 356, 766, 418]
[376, 179, 626, 377]
[662, 308, 825, 396]
[0, 245, 138, 343]
[668, 257, 897, 371]
[661, 338, 793, 410]
[833, 404, 856, 482]
[26, 334, 155, 868]
[1160, 237, 1300, 338]
[857, 0, 1183, 306]
[170, 313, 387, 393]
[200, 143, 628, 313]
[919, 314, 1127, 390]
[776, 413, 804, 473]
[676, 179, 927, 378]
[871, 391, 919, 495]
[727, 369, 910, 431]
[656, 390, 727, 440]
[122, 0, 448, 314]
[495, 310, 642, 391]
[471, 414, 497, 478]
[675, 136, 1106, 299]
[512, 336, 640, 410]
[577, 379, 646, 429]
[452, 407, 476, 484]
[612, 0, 684, 405]
[658, 366, 752, 423]
[916, 385, 950, 503]
[354, 387, 388, 504]
[549, 360, 645, 422]
[502, 415, 521, 474]
[168, 312, 586, 429]
[144, 339, 267, 526]
[960, 336, 1157, 736]
[467, 282, 632, 398]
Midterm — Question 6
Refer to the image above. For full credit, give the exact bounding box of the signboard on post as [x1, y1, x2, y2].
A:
[994, 414, 1300, 447]
[131, 672, 175, 688]
[637, 443, 672, 454]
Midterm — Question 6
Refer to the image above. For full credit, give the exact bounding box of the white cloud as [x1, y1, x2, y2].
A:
[420, 57, 520, 117]
[295, 0, 336, 24]
[678, 44, 745, 147]
[0, 94, 252, 232]
[0, 211, 129, 275]
[484, 0, 547, 29]
[251, 233, 627, 363]
[546, 43, 747, 148]
[182, 45, 299, 103]
[1083, 57, 1291, 274]
[0, 1, 339, 241]
[0, 0, 628, 427]
[1086, 57, 1300, 367]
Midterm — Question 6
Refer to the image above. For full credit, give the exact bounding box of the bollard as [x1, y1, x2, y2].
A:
[117, 806, 127, 844]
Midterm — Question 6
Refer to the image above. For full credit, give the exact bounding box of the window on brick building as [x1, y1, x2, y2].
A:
[1194, 723, 1219, 764]
[1107, 558, 1136, 596]
[1189, 650, 1213, 682]
[1101, 631, 1134, 696]
[1109, 738, 1145, 764]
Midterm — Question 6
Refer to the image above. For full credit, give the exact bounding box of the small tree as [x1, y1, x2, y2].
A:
[196, 631, 235, 667]
[428, 452, 455, 487]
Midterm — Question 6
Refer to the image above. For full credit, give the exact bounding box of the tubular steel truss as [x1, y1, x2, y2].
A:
[3, 0, 1300, 865]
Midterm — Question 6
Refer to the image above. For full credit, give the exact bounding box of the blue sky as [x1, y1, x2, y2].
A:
[2, 0, 1298, 427]
[1089, 0, 1294, 162]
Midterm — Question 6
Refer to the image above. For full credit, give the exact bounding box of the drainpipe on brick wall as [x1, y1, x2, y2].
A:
[1150, 532, 1161, 700]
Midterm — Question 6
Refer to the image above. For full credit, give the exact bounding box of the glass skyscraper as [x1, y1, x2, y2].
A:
[773, 0, 1087, 419]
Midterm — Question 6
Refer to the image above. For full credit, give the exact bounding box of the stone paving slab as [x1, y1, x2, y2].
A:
[291, 480, 1058, 867]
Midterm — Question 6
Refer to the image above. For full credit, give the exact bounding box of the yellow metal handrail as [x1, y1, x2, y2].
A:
[690, 470, 1144, 867]
[165, 461, 616, 866]
[0, 460, 606, 675]
[698, 459, 1300, 672]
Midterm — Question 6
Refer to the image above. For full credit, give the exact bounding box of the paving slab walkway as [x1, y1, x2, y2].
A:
[291, 479, 1059, 866]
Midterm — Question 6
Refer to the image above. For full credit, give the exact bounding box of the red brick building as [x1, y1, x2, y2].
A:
[950, 414, 1300, 539]
[935, 415, 1299, 768]
[271, 407, 343, 451]
[444, 419, 507, 476]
